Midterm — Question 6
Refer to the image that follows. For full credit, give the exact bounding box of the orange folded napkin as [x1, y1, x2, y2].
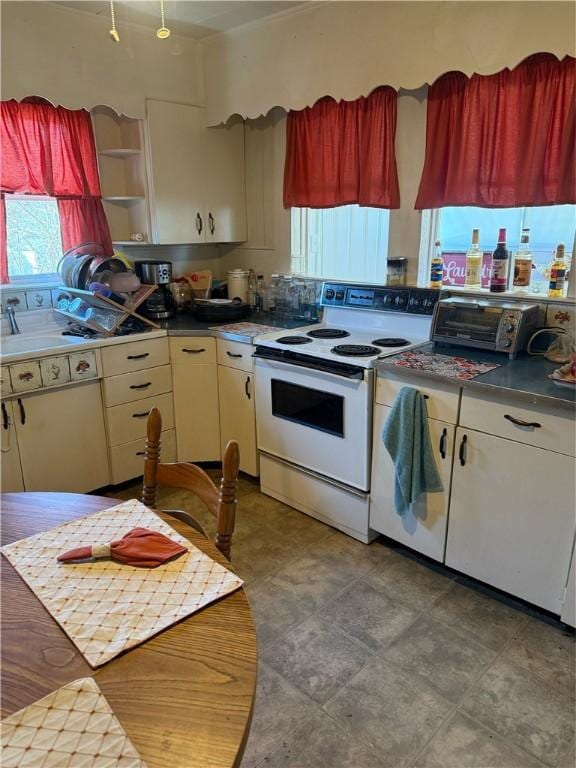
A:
[57, 527, 188, 568]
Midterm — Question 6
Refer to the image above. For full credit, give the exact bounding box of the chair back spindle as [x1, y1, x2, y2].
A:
[142, 407, 240, 559]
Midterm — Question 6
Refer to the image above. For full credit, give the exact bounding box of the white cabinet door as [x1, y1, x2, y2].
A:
[217, 365, 257, 476]
[561, 542, 575, 627]
[15, 383, 110, 493]
[446, 427, 576, 613]
[172, 362, 220, 462]
[202, 117, 247, 243]
[146, 100, 205, 244]
[370, 404, 454, 562]
[1, 400, 24, 492]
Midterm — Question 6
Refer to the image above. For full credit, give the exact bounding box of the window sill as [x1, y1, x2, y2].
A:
[437, 284, 576, 305]
[1, 278, 60, 292]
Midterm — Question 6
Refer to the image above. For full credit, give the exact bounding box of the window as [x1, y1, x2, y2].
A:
[291, 205, 390, 283]
[5, 196, 63, 281]
[419, 205, 575, 295]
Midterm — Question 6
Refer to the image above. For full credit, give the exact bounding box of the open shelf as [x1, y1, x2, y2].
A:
[99, 148, 141, 158]
[103, 196, 146, 203]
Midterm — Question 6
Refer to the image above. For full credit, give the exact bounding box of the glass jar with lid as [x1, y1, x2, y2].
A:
[387, 257, 408, 286]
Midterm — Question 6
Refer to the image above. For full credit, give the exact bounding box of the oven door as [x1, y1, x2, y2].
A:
[254, 356, 373, 491]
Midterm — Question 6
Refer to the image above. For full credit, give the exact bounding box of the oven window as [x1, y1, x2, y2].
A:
[271, 379, 344, 437]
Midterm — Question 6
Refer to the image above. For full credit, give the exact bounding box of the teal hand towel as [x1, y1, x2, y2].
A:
[382, 386, 444, 517]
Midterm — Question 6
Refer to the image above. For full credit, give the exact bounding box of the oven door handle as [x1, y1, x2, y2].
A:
[253, 353, 365, 381]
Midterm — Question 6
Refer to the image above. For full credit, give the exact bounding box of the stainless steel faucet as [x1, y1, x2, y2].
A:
[6, 305, 21, 335]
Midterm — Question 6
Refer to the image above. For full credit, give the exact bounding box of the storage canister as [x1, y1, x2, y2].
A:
[227, 269, 250, 302]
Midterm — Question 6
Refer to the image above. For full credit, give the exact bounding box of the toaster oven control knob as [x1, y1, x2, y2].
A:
[335, 290, 345, 301]
[411, 296, 423, 307]
[395, 295, 407, 306]
[384, 294, 395, 306]
[505, 323, 516, 333]
[325, 289, 335, 300]
[502, 339, 512, 348]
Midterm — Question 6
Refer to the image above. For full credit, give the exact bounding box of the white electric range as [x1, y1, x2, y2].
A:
[253, 282, 439, 542]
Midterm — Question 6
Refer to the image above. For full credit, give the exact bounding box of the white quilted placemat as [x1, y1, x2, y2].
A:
[1, 677, 147, 768]
[1, 499, 243, 667]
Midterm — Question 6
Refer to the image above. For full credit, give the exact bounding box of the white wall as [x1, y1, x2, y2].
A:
[1, 1, 202, 118]
[202, 1, 575, 124]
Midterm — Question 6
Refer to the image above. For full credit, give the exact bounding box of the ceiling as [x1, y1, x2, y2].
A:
[51, 1, 306, 39]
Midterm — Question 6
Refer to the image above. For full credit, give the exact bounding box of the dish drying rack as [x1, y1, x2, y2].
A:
[54, 285, 160, 336]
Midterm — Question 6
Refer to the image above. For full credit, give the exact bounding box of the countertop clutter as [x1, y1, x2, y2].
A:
[376, 343, 576, 410]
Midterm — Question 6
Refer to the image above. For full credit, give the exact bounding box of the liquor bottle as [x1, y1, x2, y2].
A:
[489, 228, 509, 293]
[464, 229, 482, 288]
[512, 227, 532, 293]
[429, 240, 444, 289]
[548, 243, 567, 298]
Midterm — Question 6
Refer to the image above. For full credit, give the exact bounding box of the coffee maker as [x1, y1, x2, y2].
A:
[134, 260, 176, 319]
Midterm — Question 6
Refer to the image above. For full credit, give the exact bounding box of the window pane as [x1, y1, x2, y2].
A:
[291, 205, 389, 283]
[436, 204, 575, 292]
[5, 198, 63, 278]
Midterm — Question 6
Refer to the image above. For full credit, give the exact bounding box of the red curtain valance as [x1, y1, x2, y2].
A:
[283, 86, 400, 209]
[0, 100, 113, 281]
[415, 54, 576, 209]
[1, 100, 102, 197]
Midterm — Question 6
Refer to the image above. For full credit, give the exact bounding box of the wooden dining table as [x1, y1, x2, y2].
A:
[1, 492, 258, 768]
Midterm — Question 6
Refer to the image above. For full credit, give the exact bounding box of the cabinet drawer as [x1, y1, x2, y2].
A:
[460, 391, 575, 457]
[376, 372, 461, 424]
[101, 337, 169, 377]
[170, 337, 216, 365]
[217, 338, 254, 372]
[110, 429, 176, 485]
[103, 365, 172, 407]
[106, 392, 174, 446]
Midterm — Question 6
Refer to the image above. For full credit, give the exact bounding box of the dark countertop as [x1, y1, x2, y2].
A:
[159, 311, 318, 342]
[376, 342, 576, 413]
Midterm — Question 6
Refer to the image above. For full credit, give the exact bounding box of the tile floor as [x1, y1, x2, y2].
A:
[110, 474, 576, 768]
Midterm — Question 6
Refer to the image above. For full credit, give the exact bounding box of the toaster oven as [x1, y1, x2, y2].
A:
[431, 296, 540, 359]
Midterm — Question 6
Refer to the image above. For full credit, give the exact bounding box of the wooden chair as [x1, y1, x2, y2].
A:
[142, 407, 240, 560]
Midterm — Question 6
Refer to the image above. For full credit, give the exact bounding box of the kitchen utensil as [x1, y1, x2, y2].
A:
[192, 299, 250, 322]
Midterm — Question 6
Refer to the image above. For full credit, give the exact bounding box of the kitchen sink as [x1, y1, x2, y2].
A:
[0, 334, 89, 357]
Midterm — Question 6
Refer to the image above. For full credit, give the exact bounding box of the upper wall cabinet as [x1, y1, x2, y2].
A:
[92, 107, 151, 246]
[145, 100, 247, 245]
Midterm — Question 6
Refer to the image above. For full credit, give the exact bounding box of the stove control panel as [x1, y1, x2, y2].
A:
[321, 283, 440, 315]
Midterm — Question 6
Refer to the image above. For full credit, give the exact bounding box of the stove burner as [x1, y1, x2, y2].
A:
[307, 328, 350, 339]
[331, 344, 381, 357]
[372, 337, 411, 348]
[276, 335, 313, 345]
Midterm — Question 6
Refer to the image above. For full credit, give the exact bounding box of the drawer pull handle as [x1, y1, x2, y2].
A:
[132, 410, 151, 418]
[130, 382, 152, 390]
[245, 376, 251, 400]
[135, 450, 146, 456]
[227, 351, 243, 359]
[439, 427, 447, 459]
[127, 353, 150, 360]
[182, 348, 206, 354]
[17, 398, 26, 425]
[422, 394, 429, 399]
[504, 414, 541, 429]
[1, 402, 8, 430]
[459, 434, 467, 466]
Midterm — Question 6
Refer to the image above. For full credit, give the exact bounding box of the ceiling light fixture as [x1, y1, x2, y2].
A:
[156, 0, 171, 39]
[109, 0, 120, 42]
